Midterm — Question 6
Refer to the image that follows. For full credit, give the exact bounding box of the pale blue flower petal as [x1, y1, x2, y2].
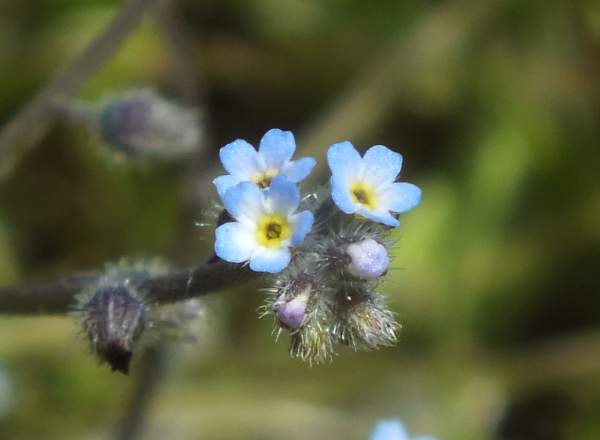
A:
[258, 128, 296, 169]
[222, 182, 264, 221]
[370, 419, 409, 440]
[361, 208, 400, 227]
[250, 247, 291, 273]
[265, 175, 300, 214]
[327, 141, 362, 179]
[214, 222, 255, 263]
[363, 145, 403, 186]
[283, 157, 316, 182]
[330, 174, 358, 214]
[220, 139, 261, 178]
[327, 141, 421, 226]
[383, 182, 422, 213]
[213, 174, 242, 198]
[290, 210, 314, 246]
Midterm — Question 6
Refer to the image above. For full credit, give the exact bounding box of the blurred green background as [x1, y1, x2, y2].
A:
[1, 0, 600, 439]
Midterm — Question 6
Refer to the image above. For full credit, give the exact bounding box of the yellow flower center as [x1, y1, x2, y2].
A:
[350, 182, 378, 210]
[252, 169, 279, 189]
[257, 214, 291, 248]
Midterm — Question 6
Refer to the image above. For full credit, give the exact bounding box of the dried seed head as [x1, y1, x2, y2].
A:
[73, 259, 170, 374]
[80, 285, 145, 374]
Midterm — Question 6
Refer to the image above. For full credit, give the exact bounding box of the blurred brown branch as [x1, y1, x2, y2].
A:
[0, 0, 163, 182]
[0, 261, 259, 315]
[115, 345, 170, 440]
[156, 0, 204, 104]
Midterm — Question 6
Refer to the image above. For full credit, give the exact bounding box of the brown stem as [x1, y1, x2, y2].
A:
[0, 261, 260, 315]
[114, 345, 169, 440]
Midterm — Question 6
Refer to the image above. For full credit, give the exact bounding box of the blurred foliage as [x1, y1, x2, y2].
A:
[0, 0, 599, 439]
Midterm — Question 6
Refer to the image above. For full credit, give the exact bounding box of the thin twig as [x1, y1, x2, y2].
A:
[114, 344, 169, 440]
[0, 261, 260, 315]
[156, 0, 203, 104]
[0, 0, 162, 182]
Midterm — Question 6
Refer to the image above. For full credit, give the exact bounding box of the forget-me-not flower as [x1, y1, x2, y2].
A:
[327, 142, 421, 227]
[370, 419, 436, 440]
[213, 128, 316, 197]
[215, 176, 314, 273]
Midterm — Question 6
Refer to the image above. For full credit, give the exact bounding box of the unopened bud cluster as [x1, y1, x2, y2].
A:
[262, 195, 401, 363]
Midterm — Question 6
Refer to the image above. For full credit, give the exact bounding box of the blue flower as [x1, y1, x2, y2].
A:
[370, 419, 436, 440]
[213, 128, 316, 197]
[327, 142, 421, 227]
[214, 176, 314, 273]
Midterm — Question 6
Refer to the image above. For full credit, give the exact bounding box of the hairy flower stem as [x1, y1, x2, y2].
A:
[0, 260, 260, 315]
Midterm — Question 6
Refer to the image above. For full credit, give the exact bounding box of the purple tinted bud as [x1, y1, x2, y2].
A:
[277, 288, 310, 330]
[345, 238, 389, 279]
[102, 98, 151, 149]
[98, 89, 201, 157]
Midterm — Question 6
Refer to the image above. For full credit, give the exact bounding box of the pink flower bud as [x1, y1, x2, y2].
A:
[277, 288, 310, 330]
[345, 238, 389, 279]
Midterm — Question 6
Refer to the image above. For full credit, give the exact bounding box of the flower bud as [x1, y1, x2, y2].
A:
[90, 89, 201, 158]
[345, 238, 389, 279]
[336, 291, 399, 349]
[276, 287, 310, 330]
[81, 285, 145, 374]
